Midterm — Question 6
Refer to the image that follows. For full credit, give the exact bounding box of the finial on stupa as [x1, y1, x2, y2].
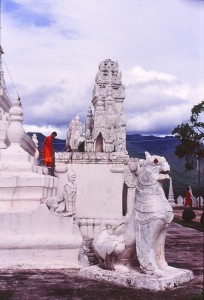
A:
[7, 97, 24, 145]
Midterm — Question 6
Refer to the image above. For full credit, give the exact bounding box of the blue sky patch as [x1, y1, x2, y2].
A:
[2, 0, 54, 27]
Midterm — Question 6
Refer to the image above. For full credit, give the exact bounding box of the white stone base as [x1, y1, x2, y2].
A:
[0, 249, 82, 270]
[79, 265, 194, 291]
[0, 204, 83, 269]
[0, 173, 58, 212]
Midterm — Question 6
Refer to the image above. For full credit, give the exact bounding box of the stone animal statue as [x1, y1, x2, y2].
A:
[135, 152, 174, 277]
[93, 214, 137, 273]
[93, 152, 174, 276]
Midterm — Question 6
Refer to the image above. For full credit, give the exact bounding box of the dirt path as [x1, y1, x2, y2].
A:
[0, 223, 203, 300]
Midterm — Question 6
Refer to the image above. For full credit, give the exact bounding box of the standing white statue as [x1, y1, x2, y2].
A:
[66, 115, 85, 151]
[63, 169, 77, 216]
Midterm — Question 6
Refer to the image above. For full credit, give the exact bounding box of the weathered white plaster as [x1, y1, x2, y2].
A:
[91, 152, 193, 289]
[0, 49, 82, 269]
[79, 265, 194, 292]
[0, 204, 82, 268]
[55, 160, 126, 220]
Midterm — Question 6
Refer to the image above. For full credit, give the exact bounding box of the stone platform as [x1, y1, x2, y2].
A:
[0, 204, 82, 269]
[79, 265, 194, 291]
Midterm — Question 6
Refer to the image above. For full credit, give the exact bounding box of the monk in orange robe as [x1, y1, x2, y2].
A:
[184, 187, 192, 207]
[42, 132, 57, 167]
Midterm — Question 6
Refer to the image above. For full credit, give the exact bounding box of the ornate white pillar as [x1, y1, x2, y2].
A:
[168, 177, 176, 207]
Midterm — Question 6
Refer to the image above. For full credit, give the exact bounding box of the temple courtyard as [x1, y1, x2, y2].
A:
[0, 211, 203, 300]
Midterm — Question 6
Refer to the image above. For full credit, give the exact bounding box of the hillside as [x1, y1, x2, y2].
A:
[126, 134, 201, 198]
[28, 132, 202, 199]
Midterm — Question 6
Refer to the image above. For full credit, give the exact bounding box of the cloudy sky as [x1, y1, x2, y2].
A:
[1, 0, 204, 138]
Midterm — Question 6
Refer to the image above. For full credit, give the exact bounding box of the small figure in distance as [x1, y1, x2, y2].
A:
[184, 187, 192, 207]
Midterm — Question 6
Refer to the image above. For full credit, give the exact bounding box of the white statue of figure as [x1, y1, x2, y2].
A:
[93, 152, 174, 277]
[46, 169, 77, 217]
[85, 128, 91, 140]
[67, 115, 84, 151]
[114, 126, 126, 152]
[63, 169, 77, 216]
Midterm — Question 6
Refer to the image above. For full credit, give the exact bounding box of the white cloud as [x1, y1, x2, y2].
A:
[23, 124, 67, 139]
[124, 66, 176, 84]
[2, 0, 204, 138]
[124, 66, 204, 134]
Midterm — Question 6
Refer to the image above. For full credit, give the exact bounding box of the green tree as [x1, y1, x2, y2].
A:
[172, 100, 204, 170]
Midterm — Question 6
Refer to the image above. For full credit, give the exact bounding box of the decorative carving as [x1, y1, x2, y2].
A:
[110, 162, 125, 173]
[32, 133, 39, 161]
[63, 169, 77, 216]
[55, 152, 72, 162]
[46, 168, 77, 217]
[123, 168, 136, 188]
[7, 97, 24, 145]
[93, 152, 175, 277]
[46, 196, 63, 215]
[66, 115, 85, 151]
[63, 59, 127, 155]
[93, 215, 136, 272]
[90, 59, 126, 153]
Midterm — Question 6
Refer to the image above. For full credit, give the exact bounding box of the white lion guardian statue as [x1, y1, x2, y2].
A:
[93, 152, 174, 277]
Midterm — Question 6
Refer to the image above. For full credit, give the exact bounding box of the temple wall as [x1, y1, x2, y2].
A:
[56, 161, 124, 220]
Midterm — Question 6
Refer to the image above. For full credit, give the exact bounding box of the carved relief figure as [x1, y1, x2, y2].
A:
[46, 169, 77, 217]
[63, 169, 77, 216]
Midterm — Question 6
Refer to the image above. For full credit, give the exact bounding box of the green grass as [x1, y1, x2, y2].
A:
[173, 217, 204, 233]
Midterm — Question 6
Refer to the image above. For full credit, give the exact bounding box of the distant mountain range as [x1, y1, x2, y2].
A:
[28, 132, 203, 199]
[126, 134, 202, 198]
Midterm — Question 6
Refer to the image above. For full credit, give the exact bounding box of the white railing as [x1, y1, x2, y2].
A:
[20, 130, 36, 157]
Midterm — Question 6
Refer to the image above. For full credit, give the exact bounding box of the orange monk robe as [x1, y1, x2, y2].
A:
[42, 136, 54, 167]
[184, 191, 192, 207]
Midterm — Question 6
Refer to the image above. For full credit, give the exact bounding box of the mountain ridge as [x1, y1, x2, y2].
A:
[28, 132, 202, 198]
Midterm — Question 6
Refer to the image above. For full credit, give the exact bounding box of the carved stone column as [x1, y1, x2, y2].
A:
[168, 177, 176, 207]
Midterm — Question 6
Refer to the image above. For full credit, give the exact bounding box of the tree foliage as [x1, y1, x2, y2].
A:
[172, 100, 204, 170]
